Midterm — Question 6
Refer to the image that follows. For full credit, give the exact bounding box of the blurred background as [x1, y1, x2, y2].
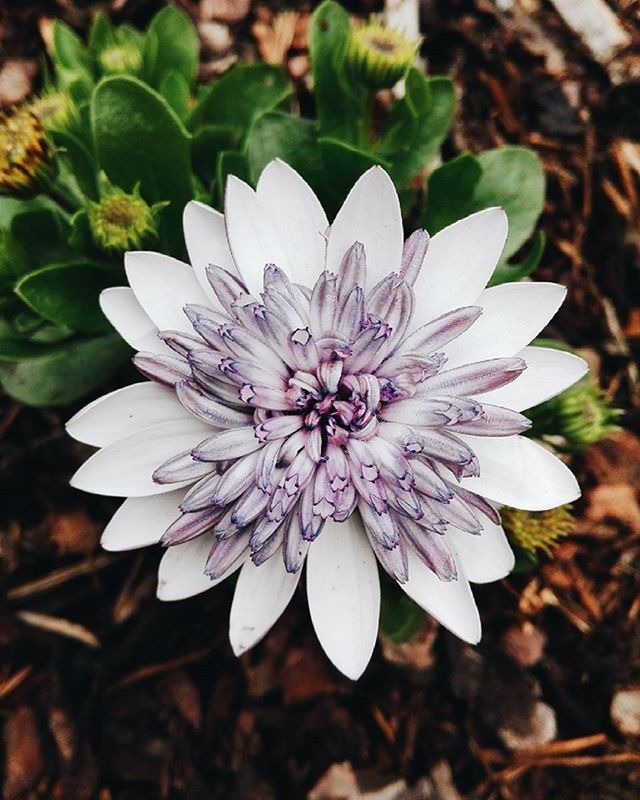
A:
[1, 1, 640, 798]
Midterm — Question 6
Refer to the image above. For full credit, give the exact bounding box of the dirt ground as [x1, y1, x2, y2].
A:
[1, 1, 640, 798]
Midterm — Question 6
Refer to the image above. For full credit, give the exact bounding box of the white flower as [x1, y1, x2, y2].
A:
[67, 160, 587, 680]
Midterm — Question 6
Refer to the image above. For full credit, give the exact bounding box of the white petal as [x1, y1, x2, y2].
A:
[477, 346, 589, 411]
[101, 490, 185, 551]
[70, 419, 212, 497]
[66, 382, 190, 447]
[446, 520, 514, 584]
[99, 287, 166, 354]
[443, 282, 566, 368]
[157, 534, 246, 601]
[325, 166, 403, 289]
[229, 553, 301, 656]
[183, 200, 239, 309]
[401, 546, 481, 643]
[125, 251, 209, 333]
[224, 175, 292, 295]
[256, 159, 328, 287]
[411, 208, 508, 327]
[306, 515, 380, 680]
[460, 434, 581, 511]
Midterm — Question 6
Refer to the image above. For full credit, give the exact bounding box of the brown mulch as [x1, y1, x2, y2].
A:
[2, 1, 640, 798]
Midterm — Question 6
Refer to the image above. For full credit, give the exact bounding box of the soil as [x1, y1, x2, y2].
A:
[1, 1, 640, 798]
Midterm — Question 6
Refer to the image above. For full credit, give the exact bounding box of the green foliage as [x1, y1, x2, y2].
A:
[92, 76, 192, 255]
[422, 147, 546, 284]
[0, 2, 548, 407]
[379, 577, 425, 644]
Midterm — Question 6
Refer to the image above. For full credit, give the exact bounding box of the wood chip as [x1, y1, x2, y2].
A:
[16, 610, 100, 649]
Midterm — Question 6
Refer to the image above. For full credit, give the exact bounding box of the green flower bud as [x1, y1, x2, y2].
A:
[501, 505, 575, 557]
[345, 20, 419, 90]
[528, 381, 621, 454]
[98, 41, 143, 76]
[88, 185, 163, 252]
[0, 107, 52, 195]
[27, 91, 79, 133]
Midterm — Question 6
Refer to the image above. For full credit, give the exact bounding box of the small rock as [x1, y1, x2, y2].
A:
[3, 706, 45, 800]
[502, 622, 546, 667]
[200, 0, 251, 24]
[288, 54, 310, 80]
[198, 21, 233, 55]
[499, 701, 557, 751]
[199, 53, 239, 80]
[0, 58, 37, 105]
[380, 618, 438, 672]
[48, 510, 101, 556]
[611, 687, 640, 735]
[308, 762, 359, 800]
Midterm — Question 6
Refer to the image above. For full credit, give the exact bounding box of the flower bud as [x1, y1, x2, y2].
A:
[27, 91, 80, 133]
[528, 381, 621, 454]
[0, 107, 52, 195]
[98, 41, 143, 76]
[345, 20, 419, 90]
[88, 185, 163, 252]
[501, 505, 575, 557]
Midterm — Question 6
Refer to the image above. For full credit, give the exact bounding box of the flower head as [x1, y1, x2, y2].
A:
[528, 379, 621, 453]
[88, 182, 163, 253]
[0, 107, 51, 194]
[67, 160, 587, 679]
[98, 41, 143, 76]
[27, 91, 79, 133]
[346, 20, 419, 89]
[501, 504, 575, 556]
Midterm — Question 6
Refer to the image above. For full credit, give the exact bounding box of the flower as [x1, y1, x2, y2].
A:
[27, 91, 79, 133]
[0, 107, 51, 194]
[67, 160, 587, 679]
[88, 181, 165, 253]
[501, 504, 575, 556]
[527, 379, 621, 453]
[98, 41, 143, 76]
[345, 20, 419, 89]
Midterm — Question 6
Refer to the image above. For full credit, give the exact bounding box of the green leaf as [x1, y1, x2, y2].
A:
[52, 20, 91, 72]
[192, 124, 241, 187]
[489, 230, 546, 287]
[88, 11, 115, 58]
[422, 152, 483, 233]
[146, 5, 199, 89]
[1, 198, 74, 276]
[247, 112, 324, 187]
[159, 70, 191, 120]
[214, 151, 250, 209]
[422, 146, 546, 278]
[15, 263, 118, 334]
[318, 137, 389, 217]
[91, 75, 193, 256]
[51, 129, 98, 200]
[189, 64, 291, 133]
[0, 334, 130, 406]
[475, 147, 545, 263]
[309, 0, 369, 145]
[51, 21, 94, 101]
[378, 73, 456, 187]
[379, 578, 425, 644]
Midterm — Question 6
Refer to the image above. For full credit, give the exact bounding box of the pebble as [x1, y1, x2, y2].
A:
[499, 701, 557, 751]
[611, 688, 640, 736]
[0, 58, 37, 105]
[200, 0, 251, 24]
[198, 21, 233, 55]
[502, 622, 546, 667]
